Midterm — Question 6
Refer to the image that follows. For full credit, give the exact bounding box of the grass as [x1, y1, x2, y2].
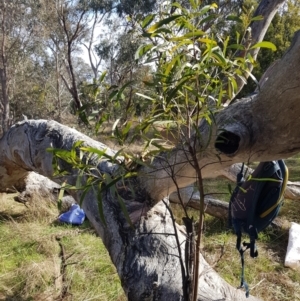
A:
[0, 193, 126, 301]
[168, 155, 300, 300]
[200, 216, 299, 301]
[191, 155, 300, 301]
[1, 152, 300, 300]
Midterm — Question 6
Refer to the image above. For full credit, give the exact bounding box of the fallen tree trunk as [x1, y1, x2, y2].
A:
[14, 168, 293, 227]
[214, 163, 300, 201]
[169, 186, 290, 230]
[0, 119, 262, 301]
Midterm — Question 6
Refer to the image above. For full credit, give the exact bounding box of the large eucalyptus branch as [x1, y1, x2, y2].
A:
[233, 0, 286, 96]
[139, 30, 300, 202]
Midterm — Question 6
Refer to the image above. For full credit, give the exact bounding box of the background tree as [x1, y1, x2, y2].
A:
[242, 0, 300, 95]
[52, 0, 92, 111]
[0, 0, 45, 132]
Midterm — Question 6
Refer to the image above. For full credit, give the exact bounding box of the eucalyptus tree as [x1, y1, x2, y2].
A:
[242, 0, 300, 95]
[41, 0, 96, 112]
[0, 0, 45, 132]
[77, 0, 158, 123]
[0, 0, 297, 300]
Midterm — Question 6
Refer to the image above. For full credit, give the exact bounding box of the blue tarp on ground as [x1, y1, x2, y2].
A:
[58, 204, 85, 225]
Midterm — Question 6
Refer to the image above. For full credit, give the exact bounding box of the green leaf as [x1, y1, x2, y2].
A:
[135, 44, 154, 60]
[121, 121, 132, 139]
[109, 90, 118, 100]
[136, 93, 155, 101]
[251, 15, 264, 21]
[116, 194, 133, 228]
[79, 186, 91, 207]
[164, 55, 180, 76]
[198, 38, 217, 46]
[141, 14, 156, 28]
[199, 4, 217, 16]
[211, 50, 226, 65]
[77, 110, 89, 126]
[189, 0, 196, 10]
[57, 181, 67, 211]
[150, 28, 172, 36]
[116, 81, 135, 100]
[198, 14, 217, 26]
[226, 15, 243, 23]
[227, 183, 232, 195]
[99, 71, 107, 83]
[227, 44, 245, 50]
[169, 30, 205, 41]
[94, 184, 107, 226]
[80, 146, 114, 162]
[251, 41, 277, 51]
[147, 15, 182, 33]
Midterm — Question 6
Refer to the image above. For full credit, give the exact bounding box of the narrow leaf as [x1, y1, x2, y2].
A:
[251, 15, 264, 21]
[141, 14, 156, 28]
[57, 181, 67, 211]
[135, 44, 154, 60]
[136, 93, 155, 101]
[251, 41, 277, 51]
[117, 194, 133, 228]
[226, 15, 243, 23]
[94, 185, 107, 226]
[147, 15, 182, 33]
[99, 71, 107, 83]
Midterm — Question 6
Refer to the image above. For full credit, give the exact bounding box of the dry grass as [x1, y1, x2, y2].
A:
[0, 193, 126, 301]
[201, 216, 300, 301]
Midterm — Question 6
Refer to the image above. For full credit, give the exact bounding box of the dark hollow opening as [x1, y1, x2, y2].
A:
[215, 131, 240, 155]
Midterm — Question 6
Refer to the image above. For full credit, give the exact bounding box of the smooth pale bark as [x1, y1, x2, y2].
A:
[0, 119, 262, 301]
[140, 30, 300, 202]
[233, 0, 286, 97]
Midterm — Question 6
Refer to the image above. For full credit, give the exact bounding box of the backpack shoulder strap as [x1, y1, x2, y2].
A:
[228, 163, 245, 229]
[233, 161, 283, 298]
[259, 160, 288, 218]
[246, 161, 281, 240]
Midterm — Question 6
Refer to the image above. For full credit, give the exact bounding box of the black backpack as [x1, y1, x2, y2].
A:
[228, 160, 288, 297]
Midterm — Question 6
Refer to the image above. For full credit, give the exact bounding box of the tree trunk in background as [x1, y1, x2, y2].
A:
[232, 0, 286, 98]
[0, 67, 10, 132]
[0, 1, 10, 133]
